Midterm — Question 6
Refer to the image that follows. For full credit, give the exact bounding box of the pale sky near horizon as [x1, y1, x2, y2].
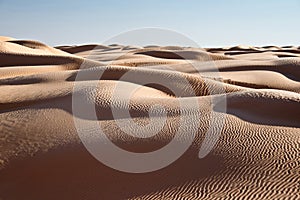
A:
[1, 0, 300, 47]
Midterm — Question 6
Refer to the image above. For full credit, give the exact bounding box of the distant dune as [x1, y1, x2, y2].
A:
[0, 37, 299, 199]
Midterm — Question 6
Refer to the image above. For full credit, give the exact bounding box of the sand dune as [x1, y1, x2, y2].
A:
[0, 37, 299, 199]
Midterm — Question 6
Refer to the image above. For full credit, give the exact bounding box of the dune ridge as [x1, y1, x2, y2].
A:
[0, 37, 299, 199]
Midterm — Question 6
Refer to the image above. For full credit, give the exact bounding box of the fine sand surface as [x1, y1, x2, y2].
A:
[0, 36, 299, 199]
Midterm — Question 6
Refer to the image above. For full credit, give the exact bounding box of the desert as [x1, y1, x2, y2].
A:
[0, 36, 299, 199]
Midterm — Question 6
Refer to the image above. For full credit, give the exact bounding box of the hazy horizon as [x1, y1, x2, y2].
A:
[1, 0, 300, 47]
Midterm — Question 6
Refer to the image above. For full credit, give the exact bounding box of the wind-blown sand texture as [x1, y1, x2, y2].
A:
[0, 36, 299, 199]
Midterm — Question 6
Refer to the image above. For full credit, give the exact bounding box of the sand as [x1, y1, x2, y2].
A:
[0, 37, 299, 199]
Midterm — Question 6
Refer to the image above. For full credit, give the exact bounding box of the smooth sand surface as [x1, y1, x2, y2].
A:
[0, 37, 299, 199]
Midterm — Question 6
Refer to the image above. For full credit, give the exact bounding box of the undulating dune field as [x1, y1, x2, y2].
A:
[0, 36, 299, 199]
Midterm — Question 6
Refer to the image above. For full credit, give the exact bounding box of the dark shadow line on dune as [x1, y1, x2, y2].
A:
[213, 95, 300, 128]
[0, 54, 81, 67]
[217, 65, 300, 82]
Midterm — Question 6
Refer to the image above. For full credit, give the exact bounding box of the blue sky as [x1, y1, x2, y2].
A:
[1, 0, 300, 47]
